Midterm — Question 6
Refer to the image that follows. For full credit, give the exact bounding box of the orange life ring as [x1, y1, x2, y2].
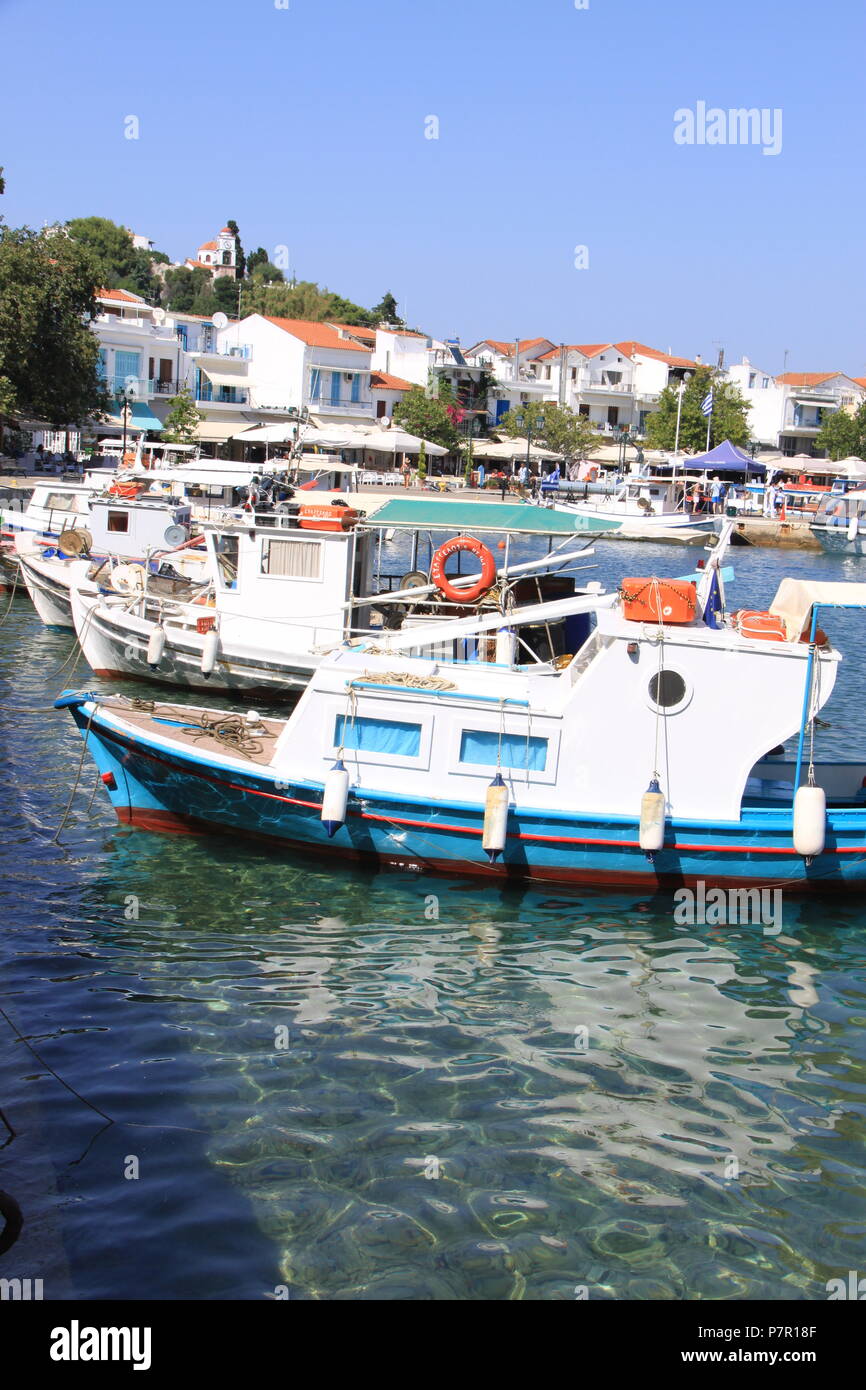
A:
[430, 536, 496, 604]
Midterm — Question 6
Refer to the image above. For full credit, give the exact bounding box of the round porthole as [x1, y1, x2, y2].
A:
[646, 668, 691, 714]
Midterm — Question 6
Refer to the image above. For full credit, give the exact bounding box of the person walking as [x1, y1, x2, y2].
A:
[498, 470, 508, 501]
[401, 458, 411, 489]
[477, 462, 486, 491]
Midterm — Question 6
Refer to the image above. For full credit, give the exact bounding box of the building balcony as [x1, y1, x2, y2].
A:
[784, 420, 822, 435]
[101, 375, 184, 399]
[94, 316, 177, 341]
[195, 385, 250, 405]
[578, 379, 634, 394]
[191, 344, 254, 362]
[309, 397, 374, 415]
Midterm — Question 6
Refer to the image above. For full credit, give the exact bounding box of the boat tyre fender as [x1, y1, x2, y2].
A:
[430, 536, 496, 605]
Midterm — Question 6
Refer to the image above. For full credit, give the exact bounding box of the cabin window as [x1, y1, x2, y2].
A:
[44, 492, 77, 511]
[261, 537, 322, 579]
[215, 534, 239, 589]
[648, 669, 687, 709]
[335, 715, 422, 758]
[459, 729, 548, 772]
[107, 510, 130, 533]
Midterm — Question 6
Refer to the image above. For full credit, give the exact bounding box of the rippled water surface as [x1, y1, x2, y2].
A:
[1, 538, 865, 1299]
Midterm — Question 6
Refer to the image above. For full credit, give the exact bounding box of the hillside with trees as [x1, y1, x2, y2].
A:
[63, 215, 406, 329]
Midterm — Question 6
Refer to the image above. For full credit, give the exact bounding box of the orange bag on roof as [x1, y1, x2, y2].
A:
[621, 578, 697, 625]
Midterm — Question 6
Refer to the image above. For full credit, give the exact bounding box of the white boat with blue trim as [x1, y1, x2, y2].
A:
[56, 531, 866, 891]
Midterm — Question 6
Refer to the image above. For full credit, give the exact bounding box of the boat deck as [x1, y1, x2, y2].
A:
[100, 698, 284, 767]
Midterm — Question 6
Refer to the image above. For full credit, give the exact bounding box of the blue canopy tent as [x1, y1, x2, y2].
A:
[686, 440, 765, 475]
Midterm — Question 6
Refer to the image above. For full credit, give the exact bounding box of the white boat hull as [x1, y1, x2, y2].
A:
[71, 587, 318, 695]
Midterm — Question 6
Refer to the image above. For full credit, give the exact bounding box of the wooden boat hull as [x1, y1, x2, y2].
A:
[56, 694, 866, 892]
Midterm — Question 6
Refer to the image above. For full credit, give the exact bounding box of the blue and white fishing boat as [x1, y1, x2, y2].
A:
[55, 525, 866, 890]
[810, 488, 866, 557]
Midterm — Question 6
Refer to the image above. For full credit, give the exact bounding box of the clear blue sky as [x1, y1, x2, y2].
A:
[1, 0, 864, 374]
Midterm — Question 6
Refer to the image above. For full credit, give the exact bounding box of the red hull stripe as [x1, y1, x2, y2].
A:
[95, 717, 866, 857]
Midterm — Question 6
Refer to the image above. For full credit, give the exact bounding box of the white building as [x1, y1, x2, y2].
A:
[184, 226, 239, 280]
[216, 314, 375, 424]
[725, 358, 866, 456]
[90, 291, 295, 452]
[466, 337, 696, 435]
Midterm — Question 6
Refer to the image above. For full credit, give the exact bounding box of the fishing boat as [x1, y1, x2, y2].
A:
[544, 474, 714, 542]
[15, 492, 199, 628]
[55, 528, 866, 890]
[68, 498, 608, 695]
[810, 489, 866, 556]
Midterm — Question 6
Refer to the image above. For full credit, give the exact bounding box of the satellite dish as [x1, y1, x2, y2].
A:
[152, 307, 166, 324]
[212, 312, 228, 329]
[380, 416, 392, 429]
[163, 524, 188, 549]
[124, 375, 139, 398]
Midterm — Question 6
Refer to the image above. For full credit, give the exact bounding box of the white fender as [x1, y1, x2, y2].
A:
[639, 778, 666, 853]
[321, 760, 350, 838]
[146, 625, 166, 668]
[495, 628, 516, 666]
[482, 773, 509, 862]
[200, 627, 219, 676]
[847, 517, 859, 542]
[793, 784, 826, 858]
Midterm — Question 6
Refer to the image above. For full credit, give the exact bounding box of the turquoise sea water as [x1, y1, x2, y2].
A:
[1, 537, 865, 1300]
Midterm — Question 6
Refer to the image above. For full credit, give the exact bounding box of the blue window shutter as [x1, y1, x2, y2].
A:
[335, 715, 422, 757]
[459, 728, 547, 771]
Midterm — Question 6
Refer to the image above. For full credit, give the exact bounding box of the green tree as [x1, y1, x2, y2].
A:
[497, 400, 601, 463]
[416, 439, 427, 481]
[66, 216, 161, 301]
[370, 291, 402, 326]
[162, 386, 203, 445]
[817, 403, 865, 460]
[645, 368, 750, 451]
[393, 379, 463, 453]
[164, 265, 211, 314]
[0, 225, 108, 424]
[226, 219, 246, 279]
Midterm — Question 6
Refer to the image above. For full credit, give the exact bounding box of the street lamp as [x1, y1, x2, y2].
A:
[673, 380, 687, 462]
[118, 374, 138, 463]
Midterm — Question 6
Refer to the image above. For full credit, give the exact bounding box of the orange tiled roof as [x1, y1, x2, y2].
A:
[220, 226, 234, 235]
[777, 372, 843, 387]
[481, 338, 550, 356]
[186, 259, 216, 271]
[198, 240, 218, 251]
[536, 343, 606, 361]
[265, 317, 370, 352]
[328, 322, 377, 342]
[614, 340, 696, 368]
[853, 378, 866, 391]
[97, 287, 146, 303]
[370, 371, 414, 392]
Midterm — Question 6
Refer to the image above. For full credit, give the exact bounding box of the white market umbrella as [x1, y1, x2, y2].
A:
[354, 427, 447, 456]
[473, 437, 561, 462]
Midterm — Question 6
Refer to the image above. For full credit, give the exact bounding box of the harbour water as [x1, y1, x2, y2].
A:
[1, 537, 865, 1300]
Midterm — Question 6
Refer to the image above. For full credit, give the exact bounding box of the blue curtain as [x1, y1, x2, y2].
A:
[336, 715, 421, 757]
[459, 729, 547, 772]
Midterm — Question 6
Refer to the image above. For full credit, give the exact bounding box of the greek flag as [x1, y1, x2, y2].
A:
[700, 389, 713, 418]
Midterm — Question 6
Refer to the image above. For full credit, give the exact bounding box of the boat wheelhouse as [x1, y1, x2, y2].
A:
[69, 497, 606, 694]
